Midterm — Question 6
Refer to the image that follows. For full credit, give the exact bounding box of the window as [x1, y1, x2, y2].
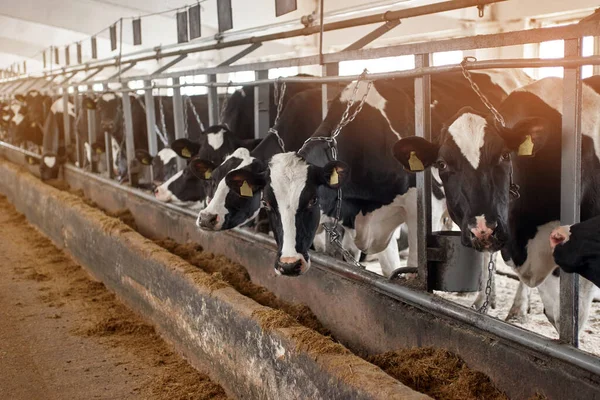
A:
[128, 80, 145, 95]
[181, 75, 208, 96]
[226, 71, 254, 94]
[433, 50, 464, 66]
[339, 55, 415, 76]
[269, 67, 299, 79]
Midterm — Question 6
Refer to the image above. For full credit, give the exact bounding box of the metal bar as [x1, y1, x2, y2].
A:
[594, 35, 600, 76]
[121, 87, 137, 186]
[104, 131, 114, 179]
[559, 38, 583, 346]
[41, 75, 59, 89]
[143, 80, 158, 183]
[108, 62, 137, 80]
[6, 0, 506, 84]
[322, 63, 339, 121]
[172, 77, 186, 172]
[217, 43, 263, 67]
[254, 70, 270, 139]
[62, 90, 71, 157]
[343, 19, 401, 51]
[87, 107, 98, 173]
[59, 71, 78, 84]
[206, 74, 219, 126]
[414, 53, 432, 291]
[80, 67, 105, 83]
[151, 55, 188, 76]
[8, 80, 28, 95]
[73, 87, 82, 168]
[67, 52, 600, 90]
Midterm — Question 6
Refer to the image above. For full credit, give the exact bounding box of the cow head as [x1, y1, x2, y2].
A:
[23, 90, 46, 132]
[260, 152, 349, 276]
[393, 107, 549, 252]
[85, 92, 124, 138]
[153, 155, 209, 207]
[196, 148, 266, 231]
[135, 147, 179, 184]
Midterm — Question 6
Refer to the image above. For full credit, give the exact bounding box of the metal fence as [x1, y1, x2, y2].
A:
[1, 0, 599, 368]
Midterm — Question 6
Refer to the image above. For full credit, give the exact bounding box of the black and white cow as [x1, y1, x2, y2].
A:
[153, 81, 321, 206]
[393, 77, 599, 331]
[196, 88, 324, 230]
[551, 216, 600, 288]
[236, 70, 531, 277]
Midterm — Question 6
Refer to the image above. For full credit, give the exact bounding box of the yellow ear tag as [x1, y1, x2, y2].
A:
[31, 122, 36, 128]
[329, 168, 339, 186]
[408, 151, 424, 172]
[240, 181, 253, 197]
[143, 157, 151, 165]
[204, 170, 212, 179]
[518, 135, 534, 156]
[181, 147, 191, 158]
[27, 157, 34, 165]
[96, 147, 103, 154]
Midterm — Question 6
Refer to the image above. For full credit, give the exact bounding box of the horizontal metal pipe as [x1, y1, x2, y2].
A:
[88, 55, 600, 91]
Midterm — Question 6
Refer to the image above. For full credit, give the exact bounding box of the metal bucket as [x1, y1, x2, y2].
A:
[427, 231, 482, 292]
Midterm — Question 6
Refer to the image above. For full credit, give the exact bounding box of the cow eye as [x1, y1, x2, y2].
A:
[261, 199, 271, 210]
[436, 160, 447, 170]
[307, 196, 319, 208]
[501, 152, 511, 162]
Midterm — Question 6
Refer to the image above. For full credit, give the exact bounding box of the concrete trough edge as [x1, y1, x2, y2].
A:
[0, 159, 428, 400]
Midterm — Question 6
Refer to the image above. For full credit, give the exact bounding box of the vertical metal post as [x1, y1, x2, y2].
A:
[414, 53, 433, 291]
[121, 87, 138, 187]
[143, 79, 157, 181]
[594, 36, 600, 76]
[87, 101, 98, 173]
[172, 77, 186, 171]
[207, 74, 219, 126]
[322, 63, 339, 120]
[104, 130, 114, 179]
[62, 88, 71, 159]
[560, 38, 582, 346]
[73, 86, 81, 168]
[254, 70, 270, 139]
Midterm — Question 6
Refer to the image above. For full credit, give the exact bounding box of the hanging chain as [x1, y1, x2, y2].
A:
[219, 82, 232, 126]
[134, 94, 168, 146]
[473, 252, 496, 313]
[460, 57, 505, 128]
[460, 57, 521, 200]
[158, 94, 168, 141]
[183, 95, 189, 136]
[268, 78, 287, 152]
[185, 96, 205, 132]
[298, 69, 372, 270]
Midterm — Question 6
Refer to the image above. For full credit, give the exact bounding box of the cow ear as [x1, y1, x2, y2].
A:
[239, 138, 263, 151]
[171, 139, 201, 159]
[15, 94, 25, 102]
[189, 158, 216, 180]
[225, 169, 266, 197]
[393, 137, 439, 172]
[25, 155, 40, 165]
[321, 161, 350, 189]
[82, 97, 97, 110]
[91, 142, 105, 154]
[135, 149, 154, 166]
[502, 117, 550, 157]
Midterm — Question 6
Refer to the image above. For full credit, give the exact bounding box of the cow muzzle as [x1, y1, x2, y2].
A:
[466, 217, 503, 251]
[274, 256, 310, 277]
[197, 212, 220, 231]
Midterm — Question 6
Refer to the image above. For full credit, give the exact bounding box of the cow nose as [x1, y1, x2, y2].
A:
[468, 218, 498, 240]
[275, 257, 305, 277]
[101, 121, 114, 130]
[154, 186, 170, 202]
[198, 212, 219, 230]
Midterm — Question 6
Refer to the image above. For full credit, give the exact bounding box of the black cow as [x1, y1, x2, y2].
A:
[394, 77, 598, 331]
[238, 70, 530, 277]
[551, 216, 600, 288]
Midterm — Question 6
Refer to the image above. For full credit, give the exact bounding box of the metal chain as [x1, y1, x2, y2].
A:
[298, 69, 372, 269]
[268, 79, 287, 152]
[185, 96, 205, 132]
[158, 94, 168, 141]
[183, 95, 189, 136]
[134, 94, 168, 146]
[219, 82, 232, 125]
[473, 252, 496, 313]
[460, 57, 505, 128]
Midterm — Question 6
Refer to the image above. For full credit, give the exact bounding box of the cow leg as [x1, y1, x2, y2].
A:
[505, 281, 531, 323]
[341, 227, 361, 264]
[378, 237, 402, 278]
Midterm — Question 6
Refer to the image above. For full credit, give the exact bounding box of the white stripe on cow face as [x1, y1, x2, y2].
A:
[207, 129, 225, 150]
[155, 170, 182, 202]
[157, 148, 177, 165]
[447, 112, 487, 169]
[43, 156, 56, 168]
[339, 82, 402, 139]
[101, 92, 117, 102]
[50, 99, 76, 117]
[199, 148, 253, 230]
[269, 153, 309, 261]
